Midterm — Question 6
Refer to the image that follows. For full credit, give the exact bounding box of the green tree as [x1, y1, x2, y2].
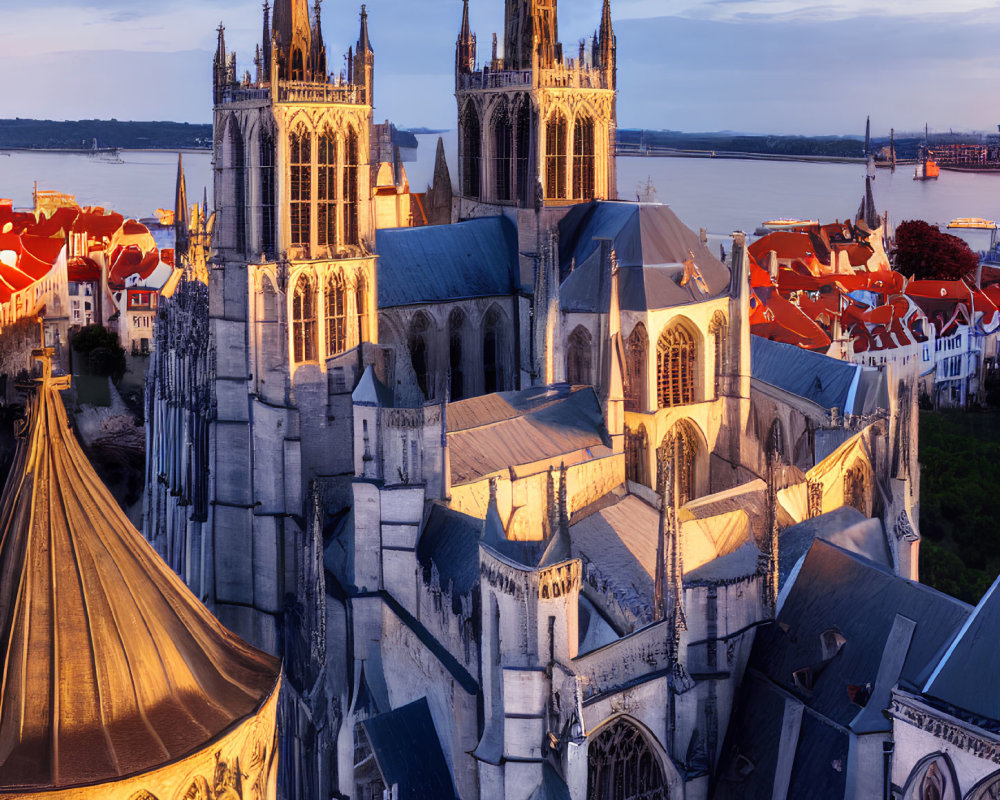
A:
[72, 325, 126, 384]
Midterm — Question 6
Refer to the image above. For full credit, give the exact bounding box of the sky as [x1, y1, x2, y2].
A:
[1, 0, 999, 135]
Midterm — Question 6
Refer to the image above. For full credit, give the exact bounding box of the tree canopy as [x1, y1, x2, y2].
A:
[893, 220, 979, 281]
[72, 325, 127, 384]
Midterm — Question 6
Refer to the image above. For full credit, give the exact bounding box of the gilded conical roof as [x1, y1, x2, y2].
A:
[0, 368, 280, 792]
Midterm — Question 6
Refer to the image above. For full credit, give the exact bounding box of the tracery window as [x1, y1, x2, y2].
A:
[659, 420, 698, 506]
[260, 129, 276, 257]
[483, 306, 505, 394]
[317, 128, 338, 248]
[587, 719, 669, 800]
[343, 128, 360, 246]
[449, 308, 466, 400]
[807, 478, 823, 519]
[625, 425, 650, 488]
[545, 112, 568, 200]
[709, 311, 728, 397]
[408, 313, 432, 399]
[901, 754, 959, 800]
[966, 770, 1000, 800]
[292, 276, 316, 363]
[514, 100, 533, 205]
[567, 325, 593, 386]
[492, 102, 513, 203]
[843, 464, 868, 515]
[290, 127, 312, 249]
[461, 104, 482, 198]
[625, 323, 648, 412]
[325, 272, 347, 357]
[573, 115, 596, 200]
[229, 122, 247, 254]
[656, 323, 696, 408]
[357, 274, 369, 344]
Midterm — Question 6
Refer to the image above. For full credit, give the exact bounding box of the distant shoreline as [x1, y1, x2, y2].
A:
[619, 147, 866, 165]
[0, 147, 211, 155]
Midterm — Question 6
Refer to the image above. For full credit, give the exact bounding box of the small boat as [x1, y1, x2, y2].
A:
[947, 218, 997, 230]
[914, 153, 940, 181]
[762, 219, 818, 230]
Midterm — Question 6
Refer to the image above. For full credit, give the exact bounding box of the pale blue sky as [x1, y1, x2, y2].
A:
[1, 0, 998, 135]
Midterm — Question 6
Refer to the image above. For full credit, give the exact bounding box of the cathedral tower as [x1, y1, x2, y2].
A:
[455, 0, 617, 213]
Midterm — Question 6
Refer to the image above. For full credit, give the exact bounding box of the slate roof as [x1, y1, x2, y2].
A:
[361, 698, 459, 800]
[751, 335, 888, 415]
[923, 574, 1000, 723]
[417, 504, 482, 598]
[717, 540, 971, 799]
[376, 216, 517, 308]
[447, 385, 608, 485]
[558, 202, 731, 312]
[778, 506, 890, 587]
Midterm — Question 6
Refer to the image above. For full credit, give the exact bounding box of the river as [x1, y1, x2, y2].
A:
[2, 139, 998, 251]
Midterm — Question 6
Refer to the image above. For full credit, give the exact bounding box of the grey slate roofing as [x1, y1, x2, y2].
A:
[447, 385, 608, 485]
[717, 540, 971, 799]
[778, 506, 890, 587]
[376, 216, 517, 308]
[558, 202, 731, 313]
[923, 574, 1000, 722]
[352, 364, 394, 407]
[417, 504, 482, 599]
[685, 541, 761, 585]
[751, 335, 888, 415]
[361, 697, 459, 800]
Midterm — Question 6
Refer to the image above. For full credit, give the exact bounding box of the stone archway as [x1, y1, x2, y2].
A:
[902, 753, 961, 800]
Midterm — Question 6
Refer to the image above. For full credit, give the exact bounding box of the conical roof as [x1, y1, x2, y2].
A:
[0, 369, 280, 792]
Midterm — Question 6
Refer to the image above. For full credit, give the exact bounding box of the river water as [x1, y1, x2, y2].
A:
[2, 140, 998, 251]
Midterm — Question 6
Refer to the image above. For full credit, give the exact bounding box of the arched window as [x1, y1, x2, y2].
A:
[545, 112, 568, 199]
[587, 719, 668, 800]
[292, 276, 316, 363]
[343, 128, 360, 247]
[408, 313, 432, 400]
[709, 311, 728, 398]
[290, 127, 312, 249]
[625, 323, 648, 412]
[767, 419, 786, 463]
[901, 754, 959, 800]
[292, 48, 305, 81]
[317, 129, 338, 248]
[966, 770, 1000, 800]
[449, 308, 466, 400]
[357, 274, 369, 344]
[492, 102, 513, 203]
[573, 116, 596, 200]
[461, 105, 481, 199]
[657, 323, 696, 408]
[483, 306, 505, 394]
[325, 272, 347, 357]
[229, 122, 246, 254]
[659, 420, 698, 506]
[567, 325, 593, 385]
[260, 129, 276, 257]
[514, 99, 533, 205]
[843, 463, 869, 515]
[625, 425, 650, 488]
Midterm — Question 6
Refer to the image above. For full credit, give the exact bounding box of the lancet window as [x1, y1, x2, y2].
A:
[317, 129, 338, 248]
[229, 122, 247, 254]
[290, 127, 312, 249]
[967, 770, 1000, 800]
[325, 272, 348, 357]
[587, 719, 669, 800]
[657, 323, 696, 408]
[343, 128, 360, 246]
[493, 103, 513, 203]
[484, 306, 505, 394]
[449, 308, 466, 401]
[461, 105, 482, 198]
[625, 323, 648, 412]
[660, 420, 698, 506]
[292, 276, 317, 363]
[546, 112, 568, 199]
[408, 313, 432, 399]
[514, 100, 533, 205]
[625, 425, 650, 488]
[260, 130, 276, 257]
[357, 274, 369, 344]
[573, 116, 596, 200]
[567, 325, 593, 386]
[709, 311, 728, 397]
[844, 464, 869, 515]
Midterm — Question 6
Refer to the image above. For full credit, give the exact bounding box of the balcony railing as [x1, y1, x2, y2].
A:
[219, 81, 367, 106]
[457, 70, 532, 91]
[457, 66, 612, 92]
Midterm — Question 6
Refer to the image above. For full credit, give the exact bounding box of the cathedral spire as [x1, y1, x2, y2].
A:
[598, 0, 615, 73]
[456, 0, 476, 75]
[262, 0, 272, 81]
[353, 5, 375, 104]
[213, 22, 228, 103]
[175, 153, 190, 258]
[358, 3, 373, 54]
[311, 0, 327, 78]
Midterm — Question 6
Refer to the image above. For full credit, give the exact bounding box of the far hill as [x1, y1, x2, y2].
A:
[0, 119, 212, 151]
